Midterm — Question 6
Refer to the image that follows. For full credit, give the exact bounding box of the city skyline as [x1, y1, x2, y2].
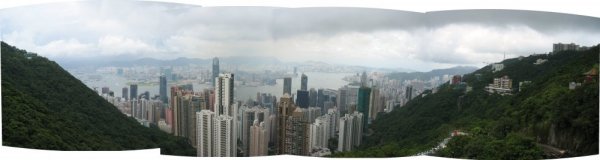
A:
[1, 1, 600, 71]
[1, 1, 599, 159]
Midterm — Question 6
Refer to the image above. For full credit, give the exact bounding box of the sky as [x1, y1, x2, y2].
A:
[1, 1, 600, 71]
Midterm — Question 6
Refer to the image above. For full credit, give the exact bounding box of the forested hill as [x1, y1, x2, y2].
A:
[1, 42, 195, 156]
[333, 45, 599, 159]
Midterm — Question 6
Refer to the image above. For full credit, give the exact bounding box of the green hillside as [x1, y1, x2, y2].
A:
[332, 45, 599, 159]
[1, 42, 195, 156]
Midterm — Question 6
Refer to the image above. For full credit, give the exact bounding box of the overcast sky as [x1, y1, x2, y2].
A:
[1, 1, 599, 71]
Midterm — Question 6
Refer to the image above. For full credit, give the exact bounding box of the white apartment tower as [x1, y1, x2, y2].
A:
[249, 120, 268, 156]
[197, 110, 215, 157]
[337, 111, 363, 152]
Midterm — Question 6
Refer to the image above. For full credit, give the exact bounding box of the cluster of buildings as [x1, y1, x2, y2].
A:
[98, 57, 386, 157]
[552, 43, 591, 53]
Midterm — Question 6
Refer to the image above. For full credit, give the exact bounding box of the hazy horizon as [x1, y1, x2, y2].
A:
[1, 1, 599, 71]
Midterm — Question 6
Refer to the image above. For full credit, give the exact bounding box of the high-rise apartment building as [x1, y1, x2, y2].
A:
[197, 110, 215, 156]
[249, 120, 268, 156]
[240, 106, 270, 156]
[337, 111, 363, 152]
[215, 73, 235, 116]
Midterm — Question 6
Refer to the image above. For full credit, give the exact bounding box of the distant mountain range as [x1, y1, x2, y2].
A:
[57, 56, 420, 73]
[387, 66, 479, 81]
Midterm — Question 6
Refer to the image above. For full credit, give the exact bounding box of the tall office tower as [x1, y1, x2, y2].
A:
[357, 87, 371, 132]
[309, 88, 317, 107]
[197, 110, 215, 157]
[241, 106, 270, 156]
[309, 116, 330, 151]
[337, 111, 363, 152]
[130, 84, 138, 100]
[323, 101, 334, 115]
[212, 57, 220, 85]
[300, 73, 308, 91]
[369, 87, 381, 121]
[405, 85, 413, 101]
[337, 87, 348, 115]
[249, 120, 268, 156]
[276, 94, 295, 154]
[215, 115, 235, 157]
[160, 75, 168, 104]
[360, 71, 368, 87]
[283, 77, 292, 95]
[101, 87, 110, 95]
[294, 67, 298, 75]
[296, 90, 309, 108]
[317, 88, 325, 109]
[122, 87, 128, 100]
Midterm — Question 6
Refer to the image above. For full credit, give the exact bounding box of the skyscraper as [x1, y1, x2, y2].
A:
[277, 94, 295, 154]
[122, 87, 128, 100]
[160, 75, 168, 104]
[309, 116, 330, 151]
[309, 88, 317, 107]
[360, 71, 368, 87]
[405, 86, 413, 101]
[196, 73, 237, 157]
[240, 106, 270, 156]
[197, 110, 215, 157]
[296, 90, 309, 108]
[212, 57, 220, 85]
[101, 87, 110, 95]
[197, 111, 237, 157]
[369, 87, 381, 121]
[337, 111, 363, 152]
[283, 77, 292, 95]
[317, 88, 325, 113]
[337, 87, 348, 115]
[249, 120, 268, 156]
[215, 73, 234, 116]
[215, 115, 235, 157]
[357, 87, 371, 132]
[130, 84, 138, 101]
[285, 108, 309, 155]
[301, 73, 308, 91]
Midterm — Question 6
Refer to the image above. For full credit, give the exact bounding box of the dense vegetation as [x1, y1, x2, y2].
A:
[1, 42, 195, 156]
[332, 46, 598, 158]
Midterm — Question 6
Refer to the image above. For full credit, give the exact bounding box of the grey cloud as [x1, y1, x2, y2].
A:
[1, 1, 599, 71]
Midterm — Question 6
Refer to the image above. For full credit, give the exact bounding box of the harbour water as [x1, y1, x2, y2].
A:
[76, 72, 354, 101]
